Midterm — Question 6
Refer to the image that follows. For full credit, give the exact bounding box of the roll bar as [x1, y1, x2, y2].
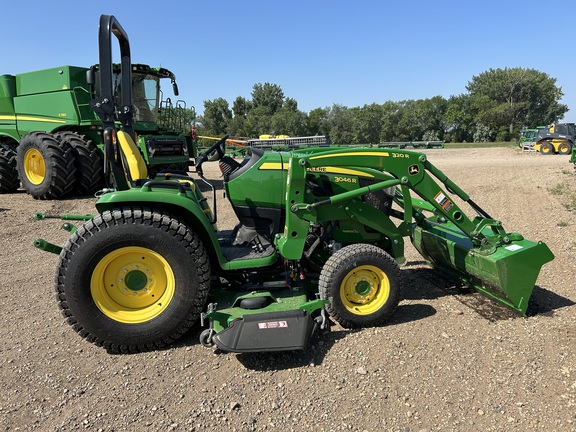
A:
[89, 14, 134, 137]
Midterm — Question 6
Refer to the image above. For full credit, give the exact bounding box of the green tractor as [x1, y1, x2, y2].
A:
[35, 15, 555, 353]
[0, 57, 196, 199]
[518, 126, 546, 149]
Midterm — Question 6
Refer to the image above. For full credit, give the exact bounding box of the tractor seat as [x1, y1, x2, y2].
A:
[117, 130, 148, 182]
[116, 130, 196, 191]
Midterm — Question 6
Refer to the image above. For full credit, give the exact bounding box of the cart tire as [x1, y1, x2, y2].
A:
[16, 132, 76, 199]
[0, 146, 20, 193]
[55, 132, 103, 196]
[56, 207, 211, 353]
[319, 243, 402, 328]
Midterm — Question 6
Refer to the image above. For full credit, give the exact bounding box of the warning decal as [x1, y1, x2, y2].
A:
[434, 192, 454, 211]
[258, 321, 289, 330]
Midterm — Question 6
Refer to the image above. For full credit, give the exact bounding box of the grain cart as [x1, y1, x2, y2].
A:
[0, 59, 196, 199]
[34, 15, 554, 354]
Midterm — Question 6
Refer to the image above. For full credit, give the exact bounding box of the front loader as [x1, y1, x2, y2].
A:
[35, 15, 554, 354]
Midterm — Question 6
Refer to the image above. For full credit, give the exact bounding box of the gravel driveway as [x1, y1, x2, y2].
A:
[1, 146, 574, 431]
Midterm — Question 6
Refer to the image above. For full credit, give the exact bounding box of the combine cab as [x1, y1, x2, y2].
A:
[34, 15, 555, 354]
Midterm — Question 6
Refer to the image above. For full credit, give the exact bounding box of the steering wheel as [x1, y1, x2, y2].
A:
[195, 134, 229, 176]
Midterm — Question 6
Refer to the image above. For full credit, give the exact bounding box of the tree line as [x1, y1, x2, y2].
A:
[197, 67, 568, 144]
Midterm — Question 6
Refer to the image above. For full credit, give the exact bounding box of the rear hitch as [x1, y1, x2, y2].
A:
[33, 238, 62, 255]
[33, 212, 94, 254]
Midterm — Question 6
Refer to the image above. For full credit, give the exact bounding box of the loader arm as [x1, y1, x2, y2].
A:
[276, 147, 554, 315]
[278, 148, 500, 254]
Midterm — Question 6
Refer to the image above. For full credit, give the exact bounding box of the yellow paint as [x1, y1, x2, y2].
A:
[339, 264, 390, 315]
[23, 148, 45, 185]
[91, 246, 175, 324]
[310, 151, 390, 160]
[0, 114, 66, 124]
[258, 162, 374, 178]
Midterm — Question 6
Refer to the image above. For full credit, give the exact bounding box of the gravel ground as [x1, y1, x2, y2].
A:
[0, 146, 575, 432]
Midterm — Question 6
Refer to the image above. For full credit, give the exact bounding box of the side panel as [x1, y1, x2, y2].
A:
[14, 92, 82, 136]
[0, 74, 19, 141]
[226, 151, 287, 209]
[13, 66, 99, 137]
[16, 66, 89, 96]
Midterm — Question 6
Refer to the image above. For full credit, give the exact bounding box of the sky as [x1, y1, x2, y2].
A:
[2, 0, 576, 121]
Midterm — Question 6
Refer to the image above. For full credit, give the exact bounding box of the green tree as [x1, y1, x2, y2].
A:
[326, 104, 354, 144]
[284, 97, 298, 112]
[227, 96, 253, 136]
[308, 107, 330, 136]
[226, 116, 247, 137]
[444, 94, 474, 142]
[271, 109, 309, 136]
[352, 103, 384, 144]
[414, 96, 448, 141]
[201, 97, 232, 135]
[251, 83, 285, 114]
[245, 105, 273, 138]
[394, 100, 419, 141]
[466, 68, 567, 140]
[379, 101, 403, 142]
[232, 96, 252, 118]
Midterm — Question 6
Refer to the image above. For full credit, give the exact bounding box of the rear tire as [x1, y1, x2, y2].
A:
[319, 243, 402, 328]
[0, 146, 20, 193]
[56, 207, 211, 353]
[54, 132, 104, 196]
[558, 141, 572, 155]
[16, 132, 76, 199]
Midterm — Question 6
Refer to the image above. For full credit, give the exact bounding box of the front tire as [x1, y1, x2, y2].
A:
[56, 207, 211, 353]
[319, 244, 402, 328]
[539, 141, 555, 155]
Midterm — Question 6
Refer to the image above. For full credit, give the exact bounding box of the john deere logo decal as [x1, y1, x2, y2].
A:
[409, 164, 420, 175]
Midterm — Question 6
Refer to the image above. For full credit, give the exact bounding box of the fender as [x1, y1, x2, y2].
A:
[94, 185, 278, 271]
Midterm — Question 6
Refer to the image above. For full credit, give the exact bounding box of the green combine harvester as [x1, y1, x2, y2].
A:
[34, 15, 554, 354]
[0, 55, 196, 199]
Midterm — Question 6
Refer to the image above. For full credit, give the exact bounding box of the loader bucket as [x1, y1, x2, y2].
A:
[411, 219, 554, 315]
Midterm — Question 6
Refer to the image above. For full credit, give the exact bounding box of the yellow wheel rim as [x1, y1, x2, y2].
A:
[91, 246, 175, 324]
[339, 265, 390, 315]
[23, 148, 46, 185]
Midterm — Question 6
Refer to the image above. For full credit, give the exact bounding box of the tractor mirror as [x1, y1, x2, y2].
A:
[172, 81, 179, 96]
[86, 69, 95, 86]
